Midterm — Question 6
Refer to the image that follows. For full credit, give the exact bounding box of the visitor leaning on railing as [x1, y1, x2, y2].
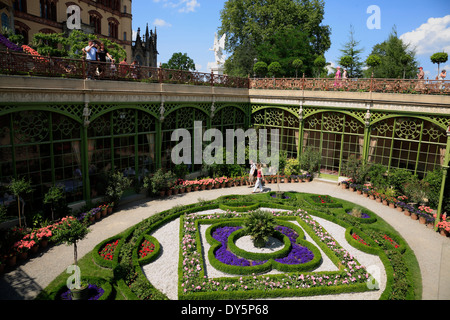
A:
[0, 50, 448, 94]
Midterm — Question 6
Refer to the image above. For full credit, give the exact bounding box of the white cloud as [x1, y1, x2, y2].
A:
[153, 0, 200, 13]
[153, 19, 172, 27]
[400, 15, 450, 56]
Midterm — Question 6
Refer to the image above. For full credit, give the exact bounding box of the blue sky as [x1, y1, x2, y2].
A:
[132, 0, 450, 78]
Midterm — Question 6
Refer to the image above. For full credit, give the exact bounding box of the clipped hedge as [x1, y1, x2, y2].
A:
[219, 202, 260, 212]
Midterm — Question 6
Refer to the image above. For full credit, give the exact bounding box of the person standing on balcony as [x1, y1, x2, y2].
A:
[97, 43, 114, 78]
[416, 67, 425, 90]
[82, 40, 98, 80]
[334, 66, 342, 88]
[439, 69, 446, 90]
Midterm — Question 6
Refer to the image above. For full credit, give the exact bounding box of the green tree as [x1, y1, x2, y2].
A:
[365, 27, 418, 78]
[44, 185, 65, 221]
[161, 52, 196, 71]
[253, 61, 268, 77]
[219, 0, 331, 77]
[31, 30, 127, 61]
[268, 61, 282, 77]
[8, 177, 33, 228]
[366, 54, 382, 76]
[54, 217, 90, 268]
[338, 25, 364, 78]
[313, 55, 327, 77]
[292, 59, 303, 78]
[256, 27, 314, 77]
[430, 52, 448, 76]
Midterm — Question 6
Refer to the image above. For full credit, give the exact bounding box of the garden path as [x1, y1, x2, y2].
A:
[0, 180, 449, 300]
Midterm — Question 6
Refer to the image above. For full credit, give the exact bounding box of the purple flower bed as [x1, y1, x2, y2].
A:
[213, 226, 252, 266]
[274, 225, 314, 265]
[271, 194, 291, 199]
[0, 34, 23, 52]
[346, 211, 371, 219]
[212, 224, 314, 266]
[60, 284, 105, 300]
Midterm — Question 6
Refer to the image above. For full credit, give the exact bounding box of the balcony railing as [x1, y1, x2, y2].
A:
[0, 50, 249, 88]
[250, 76, 450, 95]
[1, 50, 449, 95]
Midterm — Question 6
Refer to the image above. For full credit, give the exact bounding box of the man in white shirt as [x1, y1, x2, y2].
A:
[82, 40, 97, 79]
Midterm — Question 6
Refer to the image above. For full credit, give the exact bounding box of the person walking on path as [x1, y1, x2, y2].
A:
[252, 164, 264, 193]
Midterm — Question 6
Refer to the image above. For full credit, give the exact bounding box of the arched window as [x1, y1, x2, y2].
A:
[89, 11, 102, 34]
[40, 0, 57, 21]
[1, 13, 9, 30]
[108, 18, 118, 39]
[14, 20, 30, 45]
[13, 0, 27, 13]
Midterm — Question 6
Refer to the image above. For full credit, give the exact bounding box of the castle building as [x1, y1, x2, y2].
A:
[132, 24, 157, 67]
[0, 0, 133, 60]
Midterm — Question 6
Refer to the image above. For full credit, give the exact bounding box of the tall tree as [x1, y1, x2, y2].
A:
[365, 27, 418, 79]
[219, 0, 331, 77]
[161, 52, 196, 71]
[338, 25, 364, 78]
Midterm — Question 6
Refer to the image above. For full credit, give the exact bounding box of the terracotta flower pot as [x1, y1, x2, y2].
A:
[397, 206, 403, 212]
[6, 255, 16, 267]
[440, 229, 449, 237]
[411, 213, 418, 220]
[419, 216, 426, 224]
[404, 210, 411, 216]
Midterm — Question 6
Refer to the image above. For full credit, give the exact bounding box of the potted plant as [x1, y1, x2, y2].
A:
[7, 177, 33, 228]
[242, 210, 276, 248]
[105, 171, 132, 207]
[43, 185, 65, 222]
[53, 216, 90, 300]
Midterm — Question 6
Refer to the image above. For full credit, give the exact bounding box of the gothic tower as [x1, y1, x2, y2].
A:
[132, 24, 158, 67]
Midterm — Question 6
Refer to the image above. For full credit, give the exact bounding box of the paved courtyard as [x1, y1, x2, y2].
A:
[0, 179, 449, 300]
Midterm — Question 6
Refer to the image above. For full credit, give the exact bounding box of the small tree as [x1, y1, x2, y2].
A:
[105, 171, 132, 207]
[430, 52, 448, 76]
[314, 56, 327, 78]
[243, 210, 276, 248]
[366, 54, 381, 76]
[292, 59, 303, 78]
[54, 216, 90, 268]
[253, 61, 268, 78]
[268, 62, 282, 77]
[44, 185, 65, 221]
[8, 177, 33, 228]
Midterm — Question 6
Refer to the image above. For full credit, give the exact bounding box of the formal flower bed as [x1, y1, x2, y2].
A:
[37, 191, 422, 301]
[98, 239, 120, 261]
[178, 208, 372, 299]
[139, 238, 156, 259]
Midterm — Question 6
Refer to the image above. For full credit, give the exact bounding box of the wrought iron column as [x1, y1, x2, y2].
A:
[436, 128, 450, 229]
